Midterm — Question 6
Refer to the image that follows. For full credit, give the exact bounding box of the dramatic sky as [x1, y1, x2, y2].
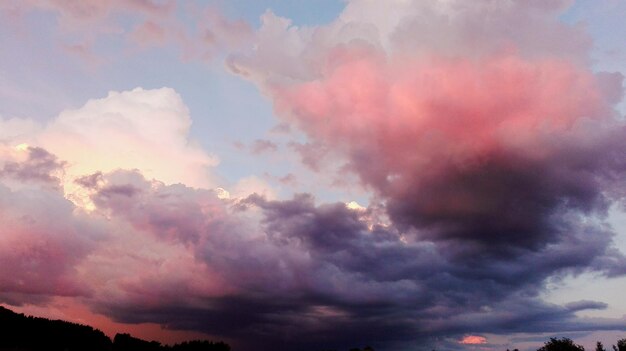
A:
[1, 1, 626, 350]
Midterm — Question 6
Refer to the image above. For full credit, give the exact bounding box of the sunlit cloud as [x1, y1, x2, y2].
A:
[460, 335, 488, 345]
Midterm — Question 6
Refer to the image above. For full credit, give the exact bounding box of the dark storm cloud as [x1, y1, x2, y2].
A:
[384, 127, 626, 257]
[86, 174, 626, 350]
[0, 147, 620, 350]
[0, 110, 607, 351]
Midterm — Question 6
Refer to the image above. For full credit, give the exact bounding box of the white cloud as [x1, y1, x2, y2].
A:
[1, 87, 219, 207]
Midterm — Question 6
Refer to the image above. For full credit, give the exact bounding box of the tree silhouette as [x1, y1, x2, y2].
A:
[0, 306, 113, 351]
[113, 333, 162, 351]
[6, 305, 623, 351]
[168, 340, 231, 351]
[537, 338, 585, 351]
[613, 339, 626, 351]
[0, 306, 230, 351]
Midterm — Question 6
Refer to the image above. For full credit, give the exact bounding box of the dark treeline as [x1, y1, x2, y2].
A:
[322, 338, 626, 351]
[113, 333, 229, 351]
[0, 306, 229, 351]
[528, 337, 626, 351]
[2, 306, 626, 351]
[503, 337, 626, 351]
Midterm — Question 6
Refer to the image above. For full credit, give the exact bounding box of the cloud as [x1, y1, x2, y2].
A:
[73, 180, 626, 350]
[185, 6, 253, 61]
[222, 0, 626, 348]
[234, 139, 280, 155]
[0, 118, 40, 141]
[24, 0, 173, 28]
[0, 1, 252, 64]
[228, 0, 591, 82]
[460, 335, 487, 345]
[0, 153, 105, 305]
[250, 139, 278, 155]
[1, 145, 625, 350]
[129, 20, 169, 47]
[1, 146, 65, 186]
[0, 87, 218, 208]
[565, 300, 609, 312]
[230, 0, 626, 257]
[1, 1, 626, 351]
[40, 87, 217, 188]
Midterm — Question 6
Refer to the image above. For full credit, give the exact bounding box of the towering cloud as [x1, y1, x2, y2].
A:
[1, 87, 218, 204]
[224, 0, 626, 347]
[229, 0, 626, 260]
[40, 87, 218, 189]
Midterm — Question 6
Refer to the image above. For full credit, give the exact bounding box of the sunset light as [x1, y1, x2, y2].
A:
[1, 1, 625, 351]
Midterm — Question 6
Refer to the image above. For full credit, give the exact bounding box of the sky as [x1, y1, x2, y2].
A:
[0, 1, 625, 351]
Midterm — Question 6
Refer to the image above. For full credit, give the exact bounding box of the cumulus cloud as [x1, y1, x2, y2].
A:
[64, 183, 626, 350]
[0, 151, 105, 305]
[222, 0, 626, 348]
[1, 144, 625, 350]
[0, 146, 65, 187]
[39, 87, 217, 188]
[0, 87, 218, 207]
[230, 0, 626, 257]
[0, 117, 40, 141]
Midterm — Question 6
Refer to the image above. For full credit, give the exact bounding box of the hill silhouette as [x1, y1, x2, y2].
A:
[0, 306, 229, 351]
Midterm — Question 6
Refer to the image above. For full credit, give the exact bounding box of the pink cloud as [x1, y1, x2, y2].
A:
[0, 178, 102, 304]
[230, 3, 625, 251]
[270, 49, 616, 197]
[220, 2, 626, 346]
[460, 335, 488, 345]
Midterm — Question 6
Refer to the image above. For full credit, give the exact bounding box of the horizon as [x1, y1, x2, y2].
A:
[0, 304, 622, 351]
[1, 1, 626, 351]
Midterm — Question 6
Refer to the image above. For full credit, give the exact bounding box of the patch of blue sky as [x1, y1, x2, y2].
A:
[560, 1, 626, 114]
[214, 0, 346, 27]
